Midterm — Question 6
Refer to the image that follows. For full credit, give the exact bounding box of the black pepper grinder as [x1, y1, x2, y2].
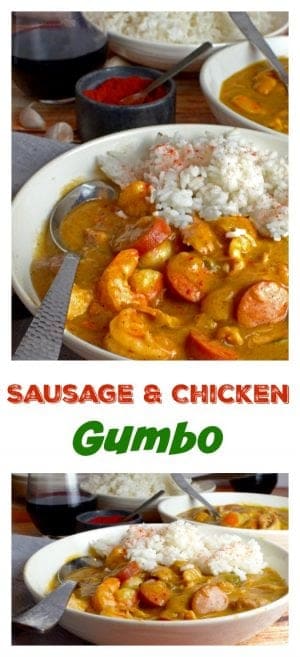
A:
[230, 474, 278, 494]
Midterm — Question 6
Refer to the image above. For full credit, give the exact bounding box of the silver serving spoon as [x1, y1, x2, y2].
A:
[13, 555, 102, 633]
[119, 40, 213, 105]
[171, 473, 221, 520]
[228, 12, 288, 89]
[13, 180, 116, 360]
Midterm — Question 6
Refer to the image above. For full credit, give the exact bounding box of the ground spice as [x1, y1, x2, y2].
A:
[83, 76, 166, 105]
[88, 514, 126, 525]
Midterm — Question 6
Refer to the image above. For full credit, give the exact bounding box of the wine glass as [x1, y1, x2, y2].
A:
[230, 473, 278, 494]
[26, 474, 97, 538]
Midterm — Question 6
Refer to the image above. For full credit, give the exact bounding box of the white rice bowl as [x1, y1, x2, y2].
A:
[80, 473, 216, 517]
[12, 124, 288, 361]
[23, 522, 288, 645]
[84, 12, 288, 71]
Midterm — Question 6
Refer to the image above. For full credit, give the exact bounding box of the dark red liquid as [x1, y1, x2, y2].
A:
[26, 491, 97, 536]
[12, 20, 107, 100]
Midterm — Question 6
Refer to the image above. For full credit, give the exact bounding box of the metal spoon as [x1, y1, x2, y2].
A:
[121, 489, 165, 521]
[171, 473, 221, 520]
[228, 12, 288, 89]
[13, 555, 102, 633]
[119, 40, 213, 105]
[13, 180, 116, 360]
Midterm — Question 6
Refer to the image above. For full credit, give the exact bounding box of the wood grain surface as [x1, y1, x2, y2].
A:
[12, 72, 216, 142]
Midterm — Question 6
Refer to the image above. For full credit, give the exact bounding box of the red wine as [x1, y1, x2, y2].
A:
[230, 474, 278, 494]
[12, 17, 107, 100]
[26, 491, 97, 536]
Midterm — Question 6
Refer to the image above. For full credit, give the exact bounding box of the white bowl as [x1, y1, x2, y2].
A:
[23, 523, 288, 645]
[200, 36, 288, 135]
[158, 492, 288, 548]
[80, 478, 215, 521]
[12, 123, 288, 360]
[104, 13, 288, 71]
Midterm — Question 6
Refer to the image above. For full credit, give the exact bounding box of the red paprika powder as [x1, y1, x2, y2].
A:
[88, 514, 127, 525]
[83, 75, 166, 105]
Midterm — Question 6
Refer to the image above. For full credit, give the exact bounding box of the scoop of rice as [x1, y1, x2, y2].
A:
[81, 473, 183, 497]
[92, 520, 266, 581]
[99, 130, 288, 240]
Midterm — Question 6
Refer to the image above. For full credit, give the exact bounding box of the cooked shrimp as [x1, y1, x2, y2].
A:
[97, 249, 147, 312]
[104, 307, 180, 359]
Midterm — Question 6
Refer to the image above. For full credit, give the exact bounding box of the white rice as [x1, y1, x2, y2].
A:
[85, 12, 285, 45]
[92, 520, 265, 581]
[81, 473, 184, 497]
[99, 131, 288, 240]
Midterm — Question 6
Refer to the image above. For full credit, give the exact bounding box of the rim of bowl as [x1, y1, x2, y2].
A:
[23, 524, 288, 627]
[199, 36, 288, 137]
[75, 65, 176, 110]
[12, 123, 288, 361]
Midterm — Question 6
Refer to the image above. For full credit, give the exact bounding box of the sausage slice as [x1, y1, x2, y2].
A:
[191, 585, 229, 616]
[236, 281, 288, 327]
[186, 330, 238, 360]
[139, 579, 171, 607]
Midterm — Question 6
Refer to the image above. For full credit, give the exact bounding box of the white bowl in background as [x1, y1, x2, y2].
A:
[104, 13, 288, 71]
[80, 476, 215, 521]
[200, 36, 288, 135]
[158, 492, 288, 548]
[12, 123, 288, 360]
[23, 523, 288, 645]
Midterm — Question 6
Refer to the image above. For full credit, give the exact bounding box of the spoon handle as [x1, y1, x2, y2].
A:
[228, 12, 288, 88]
[13, 252, 80, 360]
[12, 580, 76, 633]
[142, 41, 213, 95]
[171, 474, 220, 519]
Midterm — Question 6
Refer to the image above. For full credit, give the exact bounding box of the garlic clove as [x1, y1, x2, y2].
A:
[103, 56, 132, 68]
[45, 122, 74, 143]
[19, 103, 46, 131]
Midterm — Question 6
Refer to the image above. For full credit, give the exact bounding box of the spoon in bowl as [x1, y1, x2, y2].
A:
[228, 12, 288, 89]
[171, 473, 221, 520]
[13, 180, 116, 360]
[13, 555, 102, 633]
[119, 40, 213, 105]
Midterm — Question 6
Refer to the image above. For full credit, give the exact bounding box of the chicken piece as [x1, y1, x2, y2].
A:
[67, 284, 93, 320]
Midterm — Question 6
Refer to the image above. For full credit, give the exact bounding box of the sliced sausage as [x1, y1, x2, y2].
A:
[113, 216, 172, 254]
[236, 280, 288, 328]
[139, 579, 171, 607]
[191, 585, 229, 616]
[116, 560, 141, 583]
[166, 252, 216, 302]
[186, 330, 238, 360]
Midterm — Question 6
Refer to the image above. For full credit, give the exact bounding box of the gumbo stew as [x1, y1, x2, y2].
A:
[179, 504, 288, 530]
[31, 180, 288, 360]
[220, 57, 288, 134]
[55, 543, 287, 620]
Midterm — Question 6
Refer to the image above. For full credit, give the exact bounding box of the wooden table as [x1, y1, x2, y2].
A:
[12, 485, 288, 646]
[12, 70, 216, 139]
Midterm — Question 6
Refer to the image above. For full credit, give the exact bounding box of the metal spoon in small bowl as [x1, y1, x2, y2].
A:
[228, 12, 288, 89]
[13, 180, 116, 360]
[119, 40, 213, 105]
[171, 473, 221, 520]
